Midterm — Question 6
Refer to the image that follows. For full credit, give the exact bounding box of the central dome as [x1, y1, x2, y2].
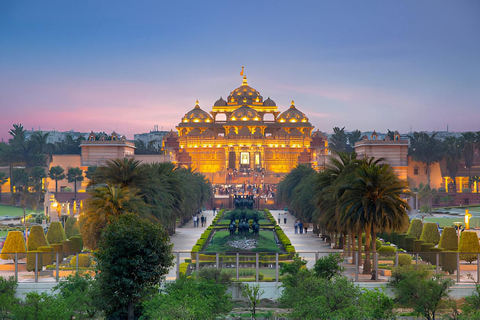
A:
[227, 76, 263, 105]
[228, 105, 261, 122]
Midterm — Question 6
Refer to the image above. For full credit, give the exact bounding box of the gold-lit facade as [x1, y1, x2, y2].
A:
[166, 75, 315, 182]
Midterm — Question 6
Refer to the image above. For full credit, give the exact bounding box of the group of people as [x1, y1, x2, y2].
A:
[193, 213, 207, 227]
[278, 212, 288, 224]
[294, 220, 308, 234]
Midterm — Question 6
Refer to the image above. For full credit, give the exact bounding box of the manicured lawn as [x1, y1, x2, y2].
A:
[0, 230, 9, 238]
[205, 230, 280, 253]
[424, 216, 480, 228]
[0, 204, 42, 217]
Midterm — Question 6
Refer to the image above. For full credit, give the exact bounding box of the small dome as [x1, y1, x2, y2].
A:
[263, 97, 276, 106]
[214, 97, 227, 106]
[227, 76, 263, 105]
[228, 105, 261, 122]
[182, 100, 214, 123]
[277, 100, 309, 123]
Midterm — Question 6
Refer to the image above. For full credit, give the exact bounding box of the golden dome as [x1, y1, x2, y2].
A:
[182, 100, 214, 123]
[227, 76, 263, 105]
[277, 100, 309, 123]
[228, 105, 261, 122]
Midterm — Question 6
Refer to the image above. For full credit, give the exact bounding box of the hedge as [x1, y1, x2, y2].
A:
[378, 245, 396, 257]
[413, 239, 425, 253]
[395, 253, 412, 266]
[27, 226, 49, 251]
[62, 240, 72, 254]
[26, 251, 43, 272]
[441, 251, 458, 274]
[70, 254, 92, 268]
[397, 234, 407, 251]
[38, 246, 53, 266]
[459, 231, 480, 263]
[51, 243, 63, 262]
[0, 231, 27, 260]
[407, 219, 423, 239]
[69, 236, 83, 253]
[420, 223, 440, 245]
[65, 217, 80, 238]
[439, 227, 458, 251]
[47, 222, 67, 244]
[420, 243, 435, 263]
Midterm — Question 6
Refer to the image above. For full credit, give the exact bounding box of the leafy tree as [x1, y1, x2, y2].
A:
[49, 166, 65, 193]
[85, 165, 97, 187]
[242, 283, 264, 317]
[12, 291, 71, 319]
[0, 276, 19, 319]
[95, 213, 174, 320]
[389, 265, 454, 320]
[313, 253, 344, 280]
[141, 275, 232, 320]
[330, 126, 348, 153]
[359, 287, 395, 319]
[409, 131, 444, 186]
[67, 167, 84, 200]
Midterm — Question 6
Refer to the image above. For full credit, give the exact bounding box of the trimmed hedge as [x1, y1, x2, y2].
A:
[26, 250, 43, 272]
[65, 217, 80, 238]
[439, 227, 458, 251]
[420, 223, 440, 245]
[396, 253, 412, 266]
[69, 236, 83, 253]
[38, 246, 53, 266]
[46, 222, 67, 244]
[70, 254, 92, 268]
[407, 219, 423, 239]
[0, 231, 27, 260]
[441, 251, 458, 274]
[459, 231, 480, 263]
[420, 243, 435, 263]
[378, 245, 396, 257]
[413, 240, 425, 253]
[27, 225, 49, 251]
[397, 234, 407, 250]
[51, 243, 63, 262]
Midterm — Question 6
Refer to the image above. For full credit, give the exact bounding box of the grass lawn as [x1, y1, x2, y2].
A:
[424, 216, 480, 228]
[205, 230, 280, 253]
[0, 204, 42, 217]
[0, 230, 9, 238]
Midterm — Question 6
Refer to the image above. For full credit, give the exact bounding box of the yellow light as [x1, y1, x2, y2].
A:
[183, 119, 188, 123]
[257, 144, 261, 147]
[240, 144, 243, 147]
[275, 144, 278, 147]
[269, 144, 273, 147]
[206, 119, 211, 122]
[217, 144, 221, 147]
[282, 144, 285, 147]
[279, 119, 285, 123]
[203, 145, 207, 147]
[302, 119, 307, 122]
[194, 119, 200, 123]
[194, 145, 198, 148]
[465, 210, 472, 230]
[180, 145, 184, 148]
[242, 117, 248, 121]
[290, 119, 297, 123]
[254, 117, 259, 121]
[231, 117, 236, 121]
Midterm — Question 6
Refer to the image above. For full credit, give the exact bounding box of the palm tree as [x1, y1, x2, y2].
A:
[443, 136, 462, 192]
[102, 158, 141, 187]
[85, 166, 97, 188]
[461, 132, 476, 188]
[409, 132, 444, 187]
[0, 172, 8, 203]
[67, 167, 84, 200]
[339, 159, 410, 274]
[49, 166, 65, 193]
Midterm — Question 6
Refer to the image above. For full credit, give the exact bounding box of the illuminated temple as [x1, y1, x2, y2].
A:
[164, 74, 326, 185]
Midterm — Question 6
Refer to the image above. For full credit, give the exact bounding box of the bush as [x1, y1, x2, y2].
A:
[441, 251, 458, 274]
[459, 231, 480, 263]
[197, 267, 231, 285]
[27, 225, 49, 251]
[413, 240, 425, 253]
[62, 240, 72, 254]
[405, 236, 415, 253]
[407, 219, 423, 239]
[378, 245, 396, 257]
[420, 223, 440, 245]
[51, 243, 63, 262]
[395, 253, 412, 266]
[397, 233, 407, 250]
[47, 222, 67, 244]
[438, 227, 458, 251]
[26, 250, 43, 272]
[313, 253, 344, 280]
[420, 243, 435, 263]
[69, 236, 83, 253]
[0, 276, 19, 318]
[0, 231, 27, 260]
[65, 217, 80, 238]
[38, 246, 53, 266]
[70, 254, 92, 268]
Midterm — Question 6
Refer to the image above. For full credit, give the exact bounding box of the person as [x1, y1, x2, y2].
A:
[299, 221, 303, 234]
[201, 215, 205, 227]
[294, 220, 298, 234]
[304, 223, 308, 234]
[284, 212, 287, 224]
[193, 215, 197, 227]
[278, 213, 281, 224]
[213, 207, 216, 216]
[203, 216, 207, 226]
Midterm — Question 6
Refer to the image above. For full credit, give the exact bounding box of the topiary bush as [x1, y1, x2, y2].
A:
[69, 254, 92, 268]
[395, 253, 412, 266]
[413, 240, 425, 253]
[438, 227, 458, 251]
[397, 234, 407, 250]
[51, 243, 63, 262]
[430, 247, 443, 266]
[459, 231, 480, 263]
[64, 217, 80, 238]
[441, 251, 458, 274]
[420, 223, 440, 245]
[69, 236, 83, 253]
[405, 237, 415, 253]
[407, 219, 423, 239]
[62, 240, 72, 255]
[420, 243, 435, 263]
[0, 231, 27, 261]
[26, 250, 42, 272]
[46, 222, 67, 244]
[27, 225, 49, 251]
[378, 245, 396, 257]
[37, 246, 53, 266]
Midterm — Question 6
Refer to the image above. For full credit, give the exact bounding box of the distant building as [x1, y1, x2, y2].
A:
[24, 129, 90, 144]
[134, 126, 169, 149]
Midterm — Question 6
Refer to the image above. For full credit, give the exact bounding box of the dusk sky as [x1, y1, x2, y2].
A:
[1, 1, 479, 141]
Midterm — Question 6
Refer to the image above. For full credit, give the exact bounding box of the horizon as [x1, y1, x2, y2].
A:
[1, 1, 479, 141]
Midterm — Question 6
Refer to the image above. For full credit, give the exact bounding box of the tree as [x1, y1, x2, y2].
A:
[339, 159, 410, 274]
[0, 276, 19, 319]
[49, 166, 65, 194]
[472, 175, 480, 203]
[101, 158, 141, 188]
[67, 167, 84, 200]
[409, 132, 444, 186]
[313, 253, 344, 280]
[0, 172, 8, 203]
[443, 136, 462, 192]
[330, 126, 348, 153]
[95, 213, 174, 320]
[461, 132, 476, 188]
[85, 165, 97, 187]
[389, 266, 454, 320]
[242, 283, 264, 317]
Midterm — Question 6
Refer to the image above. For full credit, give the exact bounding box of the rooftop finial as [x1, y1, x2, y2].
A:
[290, 100, 295, 108]
[195, 100, 200, 108]
[240, 66, 248, 86]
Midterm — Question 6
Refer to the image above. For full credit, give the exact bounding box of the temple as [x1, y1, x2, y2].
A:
[163, 73, 323, 185]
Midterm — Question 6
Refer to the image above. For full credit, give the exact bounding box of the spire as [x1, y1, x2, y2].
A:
[195, 100, 200, 108]
[290, 100, 295, 108]
[242, 75, 248, 86]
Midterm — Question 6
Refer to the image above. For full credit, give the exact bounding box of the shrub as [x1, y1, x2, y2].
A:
[47, 222, 67, 244]
[405, 236, 415, 253]
[430, 247, 443, 265]
[407, 219, 423, 239]
[438, 227, 458, 251]
[313, 253, 344, 280]
[70, 254, 92, 268]
[378, 245, 396, 257]
[441, 251, 457, 274]
[26, 251, 43, 272]
[397, 234, 407, 250]
[38, 246, 53, 266]
[62, 240, 72, 254]
[69, 236, 83, 253]
[459, 231, 480, 263]
[413, 240, 425, 253]
[420, 223, 440, 245]
[51, 243, 63, 262]
[0, 231, 27, 260]
[27, 225, 49, 251]
[65, 217, 80, 238]
[395, 253, 412, 266]
[420, 243, 435, 263]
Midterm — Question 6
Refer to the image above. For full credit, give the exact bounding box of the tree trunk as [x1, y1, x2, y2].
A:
[358, 229, 363, 266]
[74, 177, 77, 200]
[55, 179, 58, 194]
[127, 301, 135, 320]
[363, 225, 371, 274]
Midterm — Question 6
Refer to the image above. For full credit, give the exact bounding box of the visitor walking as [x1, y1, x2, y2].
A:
[278, 213, 281, 224]
[299, 221, 303, 234]
[201, 215, 205, 227]
[193, 215, 197, 227]
[284, 213, 287, 224]
[294, 220, 298, 234]
[304, 223, 308, 234]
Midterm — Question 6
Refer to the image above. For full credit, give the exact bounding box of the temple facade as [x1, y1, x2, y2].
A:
[164, 75, 320, 184]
